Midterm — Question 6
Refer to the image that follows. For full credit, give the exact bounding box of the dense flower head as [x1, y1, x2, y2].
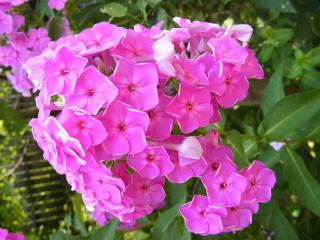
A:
[26, 17, 275, 236]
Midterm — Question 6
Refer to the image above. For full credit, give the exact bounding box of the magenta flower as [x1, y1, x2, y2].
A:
[112, 59, 158, 111]
[243, 48, 264, 80]
[128, 146, 173, 179]
[173, 55, 208, 86]
[0, 10, 12, 34]
[8, 32, 29, 51]
[30, 117, 85, 174]
[239, 160, 276, 203]
[202, 164, 247, 207]
[48, 0, 68, 10]
[60, 109, 108, 150]
[65, 66, 118, 114]
[44, 47, 88, 96]
[0, 228, 25, 240]
[166, 150, 207, 183]
[28, 27, 50, 55]
[78, 22, 124, 55]
[111, 29, 154, 60]
[209, 63, 249, 108]
[208, 36, 247, 64]
[125, 173, 166, 209]
[11, 14, 24, 31]
[180, 195, 226, 235]
[203, 145, 236, 175]
[166, 83, 213, 133]
[146, 93, 174, 141]
[222, 202, 259, 232]
[98, 100, 149, 155]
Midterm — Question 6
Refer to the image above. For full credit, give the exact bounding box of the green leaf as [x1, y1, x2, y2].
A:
[136, 0, 148, 21]
[88, 219, 118, 240]
[101, 2, 127, 18]
[281, 146, 320, 217]
[167, 181, 186, 206]
[261, 62, 285, 115]
[301, 69, 320, 90]
[306, 47, 320, 67]
[226, 130, 249, 168]
[258, 44, 274, 63]
[50, 231, 82, 240]
[305, 111, 320, 141]
[259, 88, 320, 141]
[157, 8, 168, 27]
[72, 194, 88, 236]
[152, 202, 182, 240]
[48, 16, 64, 41]
[259, 146, 280, 168]
[255, 0, 296, 13]
[36, 0, 54, 19]
[259, 202, 300, 240]
[0, 102, 26, 133]
[147, 0, 162, 8]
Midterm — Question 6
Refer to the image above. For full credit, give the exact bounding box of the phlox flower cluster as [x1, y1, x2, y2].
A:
[48, 0, 68, 11]
[26, 18, 275, 235]
[0, 228, 24, 240]
[0, 0, 69, 96]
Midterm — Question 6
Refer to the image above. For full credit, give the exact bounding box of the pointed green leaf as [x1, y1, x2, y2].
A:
[226, 130, 249, 168]
[152, 202, 182, 240]
[261, 62, 285, 115]
[281, 146, 320, 217]
[305, 111, 320, 141]
[259, 88, 320, 141]
[101, 2, 127, 18]
[89, 219, 118, 240]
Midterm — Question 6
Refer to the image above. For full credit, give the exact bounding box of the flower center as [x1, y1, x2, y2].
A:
[148, 110, 155, 119]
[146, 154, 155, 162]
[225, 79, 232, 86]
[88, 89, 96, 96]
[60, 69, 69, 75]
[128, 84, 136, 92]
[211, 162, 219, 170]
[220, 182, 227, 189]
[185, 103, 193, 110]
[200, 210, 207, 216]
[118, 123, 126, 131]
[250, 179, 256, 186]
[78, 121, 86, 129]
[142, 184, 149, 192]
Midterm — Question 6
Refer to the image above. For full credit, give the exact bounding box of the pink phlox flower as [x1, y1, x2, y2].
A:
[7, 32, 29, 51]
[28, 27, 51, 55]
[202, 145, 236, 176]
[65, 65, 118, 114]
[128, 146, 173, 179]
[208, 36, 248, 64]
[11, 14, 25, 31]
[180, 195, 227, 235]
[0, 10, 12, 34]
[222, 24, 253, 43]
[111, 29, 154, 60]
[77, 22, 124, 55]
[125, 173, 166, 209]
[222, 202, 259, 232]
[44, 47, 88, 96]
[239, 160, 276, 203]
[133, 21, 163, 38]
[98, 100, 149, 156]
[111, 59, 158, 111]
[202, 164, 247, 207]
[166, 149, 207, 184]
[112, 163, 131, 185]
[166, 83, 213, 133]
[48, 0, 68, 10]
[30, 117, 85, 174]
[7, 68, 33, 96]
[146, 92, 174, 141]
[173, 55, 208, 86]
[209, 63, 249, 108]
[243, 47, 264, 79]
[59, 109, 108, 150]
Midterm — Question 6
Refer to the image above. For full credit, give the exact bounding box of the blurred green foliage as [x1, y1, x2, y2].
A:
[1, 0, 320, 239]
